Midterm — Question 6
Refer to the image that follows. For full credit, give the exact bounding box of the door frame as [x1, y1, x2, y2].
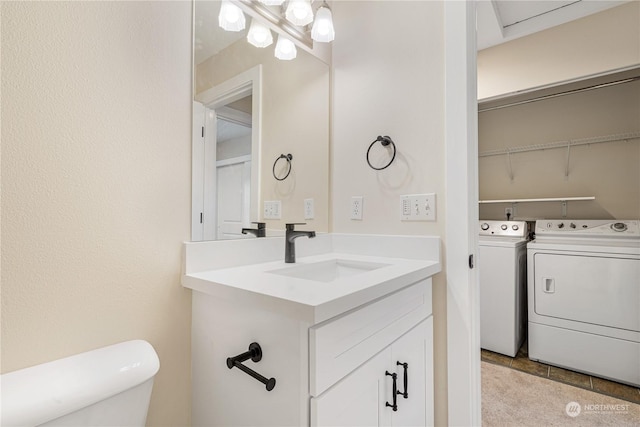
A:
[444, 2, 481, 426]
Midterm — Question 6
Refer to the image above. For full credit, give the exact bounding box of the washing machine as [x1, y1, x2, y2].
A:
[479, 220, 529, 357]
[527, 219, 640, 386]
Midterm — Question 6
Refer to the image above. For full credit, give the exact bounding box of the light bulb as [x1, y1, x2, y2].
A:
[258, 0, 285, 5]
[247, 19, 273, 48]
[219, 1, 246, 32]
[285, 0, 313, 26]
[311, 6, 334, 42]
[275, 35, 297, 60]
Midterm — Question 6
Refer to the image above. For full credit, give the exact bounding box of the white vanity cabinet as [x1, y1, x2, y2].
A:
[311, 318, 433, 427]
[191, 278, 434, 426]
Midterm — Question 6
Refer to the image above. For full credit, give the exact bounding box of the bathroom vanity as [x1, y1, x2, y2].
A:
[182, 234, 440, 426]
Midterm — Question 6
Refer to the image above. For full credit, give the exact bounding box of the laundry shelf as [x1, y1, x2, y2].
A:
[479, 197, 595, 218]
[479, 131, 639, 158]
[479, 197, 595, 204]
[479, 131, 639, 181]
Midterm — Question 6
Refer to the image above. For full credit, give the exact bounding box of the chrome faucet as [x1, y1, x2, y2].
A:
[285, 223, 315, 263]
[242, 222, 266, 238]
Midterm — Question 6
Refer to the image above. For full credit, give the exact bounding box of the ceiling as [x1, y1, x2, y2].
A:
[476, 0, 630, 50]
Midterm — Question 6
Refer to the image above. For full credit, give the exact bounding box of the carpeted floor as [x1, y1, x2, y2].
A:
[482, 361, 640, 426]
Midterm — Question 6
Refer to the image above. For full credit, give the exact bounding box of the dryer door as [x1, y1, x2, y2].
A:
[533, 253, 640, 332]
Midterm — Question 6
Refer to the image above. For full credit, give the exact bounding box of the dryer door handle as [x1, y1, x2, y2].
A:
[543, 277, 555, 293]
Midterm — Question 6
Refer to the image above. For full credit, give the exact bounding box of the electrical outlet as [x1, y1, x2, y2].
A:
[505, 207, 514, 219]
[350, 196, 363, 220]
[304, 198, 314, 220]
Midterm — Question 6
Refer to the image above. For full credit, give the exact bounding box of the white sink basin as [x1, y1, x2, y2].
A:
[267, 258, 389, 283]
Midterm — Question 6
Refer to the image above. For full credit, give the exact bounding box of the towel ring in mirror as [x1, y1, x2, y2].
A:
[366, 135, 396, 170]
[273, 153, 293, 181]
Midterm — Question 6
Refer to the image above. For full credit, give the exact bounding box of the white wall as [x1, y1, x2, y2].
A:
[478, 1, 640, 100]
[331, 1, 448, 424]
[217, 135, 252, 161]
[1, 2, 192, 425]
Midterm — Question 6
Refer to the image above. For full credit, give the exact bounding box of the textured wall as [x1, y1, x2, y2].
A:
[478, 1, 640, 100]
[1, 2, 192, 425]
[331, 2, 448, 425]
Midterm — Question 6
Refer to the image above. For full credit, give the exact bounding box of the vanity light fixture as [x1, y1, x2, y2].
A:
[311, 2, 334, 42]
[285, 0, 314, 26]
[218, 0, 246, 32]
[247, 18, 274, 48]
[274, 35, 297, 60]
[217, 0, 335, 61]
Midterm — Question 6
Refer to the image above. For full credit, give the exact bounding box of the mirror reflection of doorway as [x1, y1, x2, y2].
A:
[192, 66, 261, 242]
[215, 114, 251, 240]
[192, 93, 253, 241]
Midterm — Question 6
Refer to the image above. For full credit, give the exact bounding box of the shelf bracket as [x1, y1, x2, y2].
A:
[564, 142, 572, 180]
[507, 150, 514, 182]
[561, 200, 567, 218]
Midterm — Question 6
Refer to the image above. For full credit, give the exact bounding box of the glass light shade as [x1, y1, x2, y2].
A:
[311, 6, 335, 42]
[258, 0, 285, 5]
[285, 0, 314, 26]
[247, 19, 273, 48]
[274, 35, 297, 60]
[218, 1, 246, 32]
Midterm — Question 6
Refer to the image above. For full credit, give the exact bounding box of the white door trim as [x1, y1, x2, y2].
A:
[196, 65, 262, 226]
[445, 2, 481, 426]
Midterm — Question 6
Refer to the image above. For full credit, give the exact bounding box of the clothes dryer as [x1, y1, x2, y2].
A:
[527, 219, 640, 386]
[478, 220, 529, 357]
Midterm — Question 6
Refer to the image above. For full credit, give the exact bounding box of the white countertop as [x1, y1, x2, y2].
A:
[183, 252, 440, 324]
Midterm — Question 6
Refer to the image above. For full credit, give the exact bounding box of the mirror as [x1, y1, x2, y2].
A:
[192, 0, 330, 241]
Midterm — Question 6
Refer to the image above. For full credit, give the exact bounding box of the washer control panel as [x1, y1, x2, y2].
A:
[479, 221, 528, 237]
[535, 220, 640, 238]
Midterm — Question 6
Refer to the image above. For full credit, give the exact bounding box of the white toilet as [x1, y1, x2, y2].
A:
[0, 340, 160, 426]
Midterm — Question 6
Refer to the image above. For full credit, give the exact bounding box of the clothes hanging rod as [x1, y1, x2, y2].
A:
[478, 76, 640, 112]
[479, 197, 595, 204]
[479, 131, 640, 158]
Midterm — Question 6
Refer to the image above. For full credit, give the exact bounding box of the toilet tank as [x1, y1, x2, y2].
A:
[0, 340, 160, 427]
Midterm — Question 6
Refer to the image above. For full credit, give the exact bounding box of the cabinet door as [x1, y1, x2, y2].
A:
[311, 318, 434, 427]
[391, 318, 433, 427]
[311, 348, 392, 427]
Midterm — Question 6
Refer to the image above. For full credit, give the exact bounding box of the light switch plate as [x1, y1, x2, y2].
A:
[264, 200, 281, 219]
[400, 193, 436, 221]
[304, 198, 314, 220]
[350, 196, 363, 220]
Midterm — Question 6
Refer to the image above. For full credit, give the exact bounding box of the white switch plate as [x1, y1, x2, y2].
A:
[304, 198, 314, 220]
[264, 200, 281, 219]
[350, 196, 363, 220]
[401, 193, 436, 221]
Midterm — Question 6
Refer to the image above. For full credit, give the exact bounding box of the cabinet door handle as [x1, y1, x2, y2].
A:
[397, 361, 408, 399]
[385, 371, 398, 411]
